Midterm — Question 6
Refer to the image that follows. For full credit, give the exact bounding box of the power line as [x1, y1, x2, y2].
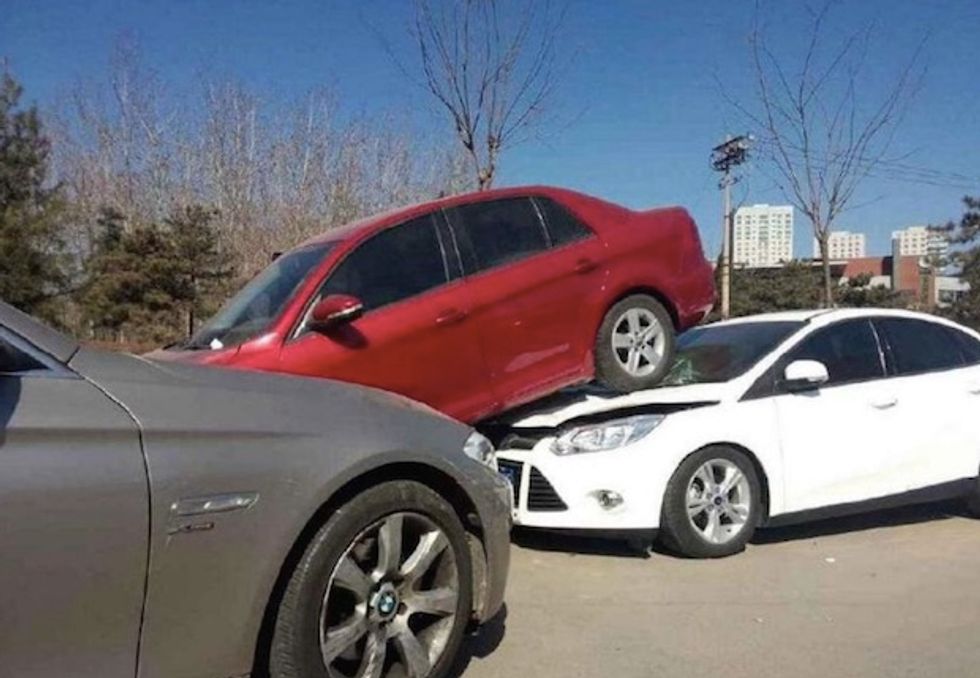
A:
[752, 138, 979, 191]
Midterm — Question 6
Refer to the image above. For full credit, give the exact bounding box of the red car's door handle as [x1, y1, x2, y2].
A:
[436, 308, 469, 326]
[574, 258, 597, 274]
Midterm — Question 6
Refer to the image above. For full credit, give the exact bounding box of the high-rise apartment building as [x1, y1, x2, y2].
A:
[732, 204, 794, 267]
[891, 225, 948, 258]
[815, 230, 866, 259]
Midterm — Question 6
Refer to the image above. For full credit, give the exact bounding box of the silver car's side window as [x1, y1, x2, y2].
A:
[0, 329, 71, 378]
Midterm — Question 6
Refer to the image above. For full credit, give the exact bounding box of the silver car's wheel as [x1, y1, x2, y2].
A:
[270, 481, 471, 678]
[610, 307, 667, 377]
[685, 459, 752, 545]
[320, 512, 459, 678]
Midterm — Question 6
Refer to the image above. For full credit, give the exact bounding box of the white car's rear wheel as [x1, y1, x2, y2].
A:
[659, 446, 761, 558]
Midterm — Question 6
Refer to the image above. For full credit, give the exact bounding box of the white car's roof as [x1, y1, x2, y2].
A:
[708, 309, 830, 325]
[707, 307, 957, 329]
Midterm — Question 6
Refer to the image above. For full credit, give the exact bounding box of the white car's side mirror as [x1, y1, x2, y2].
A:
[782, 359, 830, 392]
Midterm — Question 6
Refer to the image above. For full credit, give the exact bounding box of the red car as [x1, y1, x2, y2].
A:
[156, 186, 715, 423]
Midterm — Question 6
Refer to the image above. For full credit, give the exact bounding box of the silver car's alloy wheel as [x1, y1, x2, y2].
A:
[685, 459, 752, 545]
[611, 307, 666, 377]
[319, 512, 459, 678]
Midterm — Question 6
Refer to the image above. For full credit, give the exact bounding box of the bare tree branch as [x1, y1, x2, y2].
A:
[729, 0, 923, 306]
[404, 0, 569, 190]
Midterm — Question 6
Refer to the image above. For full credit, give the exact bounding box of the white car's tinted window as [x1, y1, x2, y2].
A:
[946, 327, 980, 364]
[787, 319, 884, 385]
[448, 197, 548, 273]
[322, 214, 448, 312]
[875, 317, 964, 375]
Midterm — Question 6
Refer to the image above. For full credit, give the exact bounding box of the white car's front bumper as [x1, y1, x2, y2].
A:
[496, 436, 670, 532]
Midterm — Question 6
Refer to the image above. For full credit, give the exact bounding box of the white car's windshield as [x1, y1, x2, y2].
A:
[181, 242, 336, 350]
[661, 321, 804, 386]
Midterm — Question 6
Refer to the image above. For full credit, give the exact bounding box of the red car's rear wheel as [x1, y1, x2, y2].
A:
[595, 294, 675, 392]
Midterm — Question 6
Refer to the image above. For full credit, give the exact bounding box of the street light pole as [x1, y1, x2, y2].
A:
[711, 135, 752, 319]
[720, 171, 733, 317]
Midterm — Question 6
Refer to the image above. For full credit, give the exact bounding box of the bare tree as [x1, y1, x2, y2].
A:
[729, 2, 922, 306]
[49, 39, 471, 280]
[406, 0, 567, 190]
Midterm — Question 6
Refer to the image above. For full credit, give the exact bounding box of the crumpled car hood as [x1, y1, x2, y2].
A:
[499, 383, 731, 429]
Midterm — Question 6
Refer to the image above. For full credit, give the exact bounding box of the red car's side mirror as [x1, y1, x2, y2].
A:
[309, 294, 364, 332]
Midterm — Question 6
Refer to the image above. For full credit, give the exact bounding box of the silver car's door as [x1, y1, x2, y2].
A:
[0, 330, 147, 677]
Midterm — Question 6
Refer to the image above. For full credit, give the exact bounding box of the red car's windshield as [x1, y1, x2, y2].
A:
[180, 242, 335, 350]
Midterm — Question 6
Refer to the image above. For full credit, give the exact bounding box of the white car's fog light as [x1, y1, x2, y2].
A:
[594, 490, 624, 509]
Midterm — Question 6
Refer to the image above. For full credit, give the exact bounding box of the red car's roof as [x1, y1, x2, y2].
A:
[295, 185, 627, 250]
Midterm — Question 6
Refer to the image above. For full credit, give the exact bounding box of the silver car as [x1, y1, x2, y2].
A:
[0, 301, 511, 678]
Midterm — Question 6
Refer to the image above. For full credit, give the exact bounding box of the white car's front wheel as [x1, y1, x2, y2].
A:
[659, 446, 762, 558]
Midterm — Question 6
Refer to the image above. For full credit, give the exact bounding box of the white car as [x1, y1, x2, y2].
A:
[492, 309, 980, 558]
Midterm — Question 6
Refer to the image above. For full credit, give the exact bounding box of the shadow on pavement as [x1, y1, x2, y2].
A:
[752, 499, 969, 545]
[511, 527, 652, 558]
[509, 500, 972, 559]
[447, 604, 508, 677]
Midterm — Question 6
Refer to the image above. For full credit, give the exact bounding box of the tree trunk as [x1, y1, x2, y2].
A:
[819, 233, 834, 308]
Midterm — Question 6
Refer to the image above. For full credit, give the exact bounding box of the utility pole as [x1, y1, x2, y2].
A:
[711, 134, 752, 318]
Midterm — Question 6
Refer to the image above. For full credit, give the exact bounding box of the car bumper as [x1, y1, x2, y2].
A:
[496, 442, 667, 532]
[466, 463, 513, 623]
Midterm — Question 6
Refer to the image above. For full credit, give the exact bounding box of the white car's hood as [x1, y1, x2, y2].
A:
[502, 383, 732, 429]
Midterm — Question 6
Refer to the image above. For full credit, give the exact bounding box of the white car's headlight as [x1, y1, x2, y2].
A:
[551, 414, 665, 456]
[463, 431, 497, 470]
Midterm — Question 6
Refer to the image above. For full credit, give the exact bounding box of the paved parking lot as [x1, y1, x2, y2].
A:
[452, 501, 979, 678]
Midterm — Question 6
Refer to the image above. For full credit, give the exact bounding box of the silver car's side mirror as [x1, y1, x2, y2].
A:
[782, 359, 829, 392]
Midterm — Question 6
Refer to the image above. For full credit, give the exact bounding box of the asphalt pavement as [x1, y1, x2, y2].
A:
[451, 500, 979, 678]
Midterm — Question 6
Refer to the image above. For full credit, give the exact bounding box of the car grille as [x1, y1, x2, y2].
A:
[498, 430, 549, 450]
[527, 466, 568, 512]
[497, 459, 524, 496]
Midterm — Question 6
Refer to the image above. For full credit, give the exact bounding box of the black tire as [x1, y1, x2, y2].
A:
[658, 446, 762, 559]
[270, 481, 473, 678]
[595, 294, 676, 392]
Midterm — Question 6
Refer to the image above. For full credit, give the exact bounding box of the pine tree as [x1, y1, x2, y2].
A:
[79, 204, 234, 345]
[0, 71, 66, 320]
[166, 205, 234, 336]
[938, 197, 980, 328]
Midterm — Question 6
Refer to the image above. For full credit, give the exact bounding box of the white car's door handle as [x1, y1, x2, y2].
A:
[968, 383, 980, 395]
[871, 397, 898, 409]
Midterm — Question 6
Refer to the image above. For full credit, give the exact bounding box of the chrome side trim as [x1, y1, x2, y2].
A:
[170, 492, 259, 517]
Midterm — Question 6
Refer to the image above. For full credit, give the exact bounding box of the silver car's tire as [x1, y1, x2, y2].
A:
[270, 481, 472, 678]
[595, 295, 675, 393]
[659, 446, 761, 558]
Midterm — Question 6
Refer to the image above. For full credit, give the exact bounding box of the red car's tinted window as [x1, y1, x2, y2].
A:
[447, 197, 548, 274]
[321, 214, 448, 312]
[535, 196, 593, 247]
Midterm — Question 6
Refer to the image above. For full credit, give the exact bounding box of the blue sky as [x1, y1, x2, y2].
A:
[3, 0, 978, 257]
